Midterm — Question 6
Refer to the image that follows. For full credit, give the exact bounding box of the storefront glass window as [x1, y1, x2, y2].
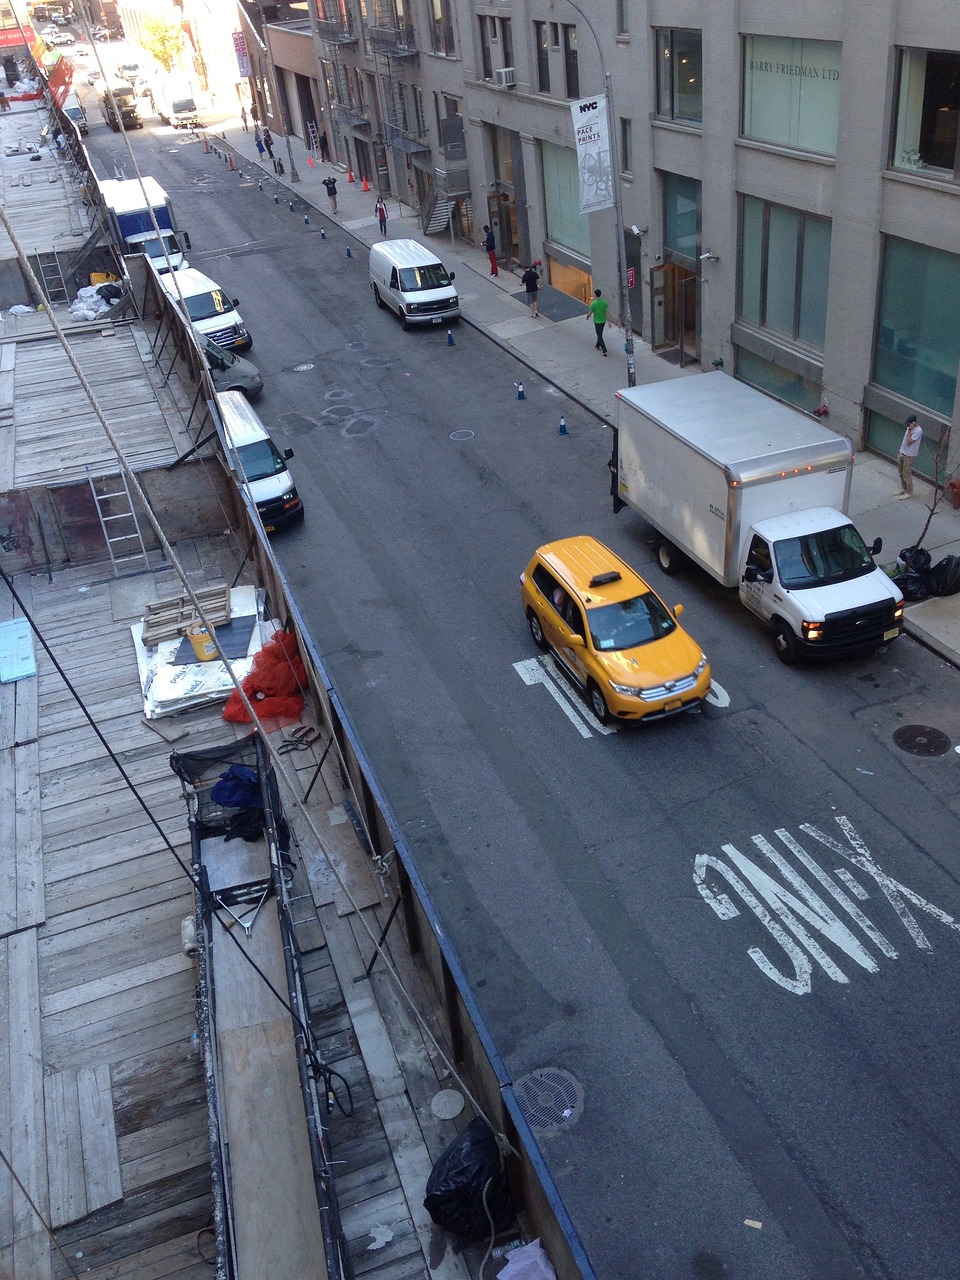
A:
[736, 349, 821, 413]
[662, 171, 699, 259]
[738, 194, 831, 350]
[743, 36, 841, 154]
[542, 141, 589, 256]
[874, 236, 960, 415]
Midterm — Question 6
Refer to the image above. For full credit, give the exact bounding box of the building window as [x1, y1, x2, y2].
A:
[873, 236, 960, 415]
[562, 24, 578, 98]
[892, 49, 960, 177]
[500, 17, 513, 70]
[542, 140, 590, 256]
[739, 195, 832, 349]
[742, 36, 842, 154]
[616, 0, 628, 37]
[534, 21, 550, 93]
[430, 0, 454, 56]
[412, 83, 426, 135]
[656, 29, 701, 123]
[620, 117, 632, 173]
[478, 16, 493, 79]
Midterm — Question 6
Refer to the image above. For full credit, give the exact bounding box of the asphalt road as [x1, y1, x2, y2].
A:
[86, 116, 960, 1280]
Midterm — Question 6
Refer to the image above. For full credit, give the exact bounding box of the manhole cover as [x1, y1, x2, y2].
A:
[321, 405, 354, 420]
[514, 1067, 583, 1134]
[341, 417, 377, 437]
[361, 357, 392, 368]
[893, 724, 951, 757]
[293, 362, 314, 372]
[324, 388, 351, 401]
[450, 429, 474, 441]
[347, 341, 369, 351]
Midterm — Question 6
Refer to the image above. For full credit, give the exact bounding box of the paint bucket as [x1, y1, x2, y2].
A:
[187, 623, 217, 662]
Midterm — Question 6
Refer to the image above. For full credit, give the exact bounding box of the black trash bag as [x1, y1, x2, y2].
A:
[898, 546, 931, 574]
[925, 554, 960, 597]
[423, 1117, 514, 1240]
[96, 282, 124, 303]
[892, 572, 929, 602]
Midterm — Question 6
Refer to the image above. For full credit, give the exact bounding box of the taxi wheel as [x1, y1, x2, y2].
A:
[528, 610, 548, 651]
[588, 682, 611, 724]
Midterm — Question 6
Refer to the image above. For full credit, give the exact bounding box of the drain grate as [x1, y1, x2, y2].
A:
[514, 1067, 583, 1134]
[893, 724, 951, 757]
[293, 362, 315, 372]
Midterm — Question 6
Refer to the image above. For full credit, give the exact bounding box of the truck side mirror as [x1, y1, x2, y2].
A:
[449, 271, 456, 281]
[283, 447, 294, 460]
[744, 565, 758, 583]
[232, 298, 240, 308]
[870, 537, 882, 556]
[183, 232, 191, 251]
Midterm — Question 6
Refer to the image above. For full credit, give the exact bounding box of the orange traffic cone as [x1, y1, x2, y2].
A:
[204, 136, 210, 153]
[347, 167, 355, 183]
[228, 153, 235, 171]
[307, 155, 314, 167]
[362, 174, 369, 191]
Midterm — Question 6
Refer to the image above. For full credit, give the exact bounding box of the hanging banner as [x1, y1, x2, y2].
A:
[232, 31, 250, 79]
[571, 94, 614, 214]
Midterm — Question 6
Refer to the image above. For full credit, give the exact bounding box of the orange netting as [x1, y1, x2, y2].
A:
[223, 629, 307, 724]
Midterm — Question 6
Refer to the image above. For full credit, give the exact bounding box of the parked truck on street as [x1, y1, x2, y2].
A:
[99, 176, 190, 273]
[613, 372, 904, 663]
[98, 79, 142, 131]
[153, 80, 199, 129]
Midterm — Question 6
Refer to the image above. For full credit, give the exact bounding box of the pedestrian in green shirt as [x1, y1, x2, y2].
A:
[588, 289, 609, 356]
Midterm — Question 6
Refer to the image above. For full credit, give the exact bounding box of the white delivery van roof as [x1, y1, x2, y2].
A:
[369, 238, 444, 269]
[159, 267, 220, 301]
[216, 388, 267, 449]
[616, 371, 852, 480]
[100, 176, 168, 215]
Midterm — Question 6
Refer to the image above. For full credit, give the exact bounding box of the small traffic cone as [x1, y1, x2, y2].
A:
[204, 136, 210, 153]
[362, 175, 369, 192]
[557, 416, 568, 435]
[307, 155, 314, 168]
[289, 201, 294, 212]
[320, 227, 326, 239]
[303, 213, 309, 225]
[274, 193, 279, 204]
[346, 247, 352, 258]
[347, 167, 355, 183]
[516, 383, 525, 400]
[257, 179, 262, 191]
[238, 170, 243, 180]
[447, 329, 455, 346]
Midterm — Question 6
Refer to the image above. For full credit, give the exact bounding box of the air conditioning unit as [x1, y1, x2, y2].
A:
[494, 66, 516, 88]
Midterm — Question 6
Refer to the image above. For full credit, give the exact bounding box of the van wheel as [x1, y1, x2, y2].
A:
[588, 682, 612, 724]
[773, 620, 799, 665]
[373, 285, 384, 310]
[400, 311, 410, 331]
[657, 540, 683, 575]
[528, 610, 548, 651]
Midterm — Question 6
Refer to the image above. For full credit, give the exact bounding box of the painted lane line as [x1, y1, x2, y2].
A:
[514, 658, 593, 738]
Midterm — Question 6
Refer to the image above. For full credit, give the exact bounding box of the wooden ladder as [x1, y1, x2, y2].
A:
[34, 249, 69, 307]
[87, 471, 149, 574]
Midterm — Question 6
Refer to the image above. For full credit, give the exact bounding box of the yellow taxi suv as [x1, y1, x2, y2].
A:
[520, 536, 711, 725]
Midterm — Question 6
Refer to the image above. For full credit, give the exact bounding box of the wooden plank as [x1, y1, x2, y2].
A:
[14, 738, 44, 930]
[0, 939, 11, 1253]
[44, 1069, 88, 1227]
[7, 931, 49, 1237]
[0, 749, 16, 935]
[77, 1063, 123, 1213]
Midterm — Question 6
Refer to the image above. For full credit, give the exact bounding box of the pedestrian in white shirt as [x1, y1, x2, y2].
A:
[897, 414, 923, 497]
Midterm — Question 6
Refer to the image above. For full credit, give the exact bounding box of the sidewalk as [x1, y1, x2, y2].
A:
[209, 116, 960, 669]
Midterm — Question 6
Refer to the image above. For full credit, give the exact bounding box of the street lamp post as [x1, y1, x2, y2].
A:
[566, 1, 635, 387]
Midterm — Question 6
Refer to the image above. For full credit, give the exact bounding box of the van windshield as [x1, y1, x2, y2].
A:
[588, 593, 677, 651]
[184, 289, 232, 321]
[398, 263, 452, 292]
[774, 524, 876, 589]
[236, 439, 286, 482]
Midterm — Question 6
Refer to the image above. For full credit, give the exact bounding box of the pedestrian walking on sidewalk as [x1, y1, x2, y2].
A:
[483, 224, 498, 276]
[588, 288, 609, 356]
[255, 134, 266, 161]
[521, 263, 540, 317]
[897, 414, 923, 497]
[240, 105, 249, 132]
[323, 175, 338, 213]
[374, 196, 388, 235]
[319, 130, 330, 162]
[262, 128, 274, 159]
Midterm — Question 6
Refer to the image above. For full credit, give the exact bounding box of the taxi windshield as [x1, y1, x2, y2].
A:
[588, 593, 676, 651]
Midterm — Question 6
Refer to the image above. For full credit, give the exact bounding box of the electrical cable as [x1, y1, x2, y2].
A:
[0, 1144, 83, 1279]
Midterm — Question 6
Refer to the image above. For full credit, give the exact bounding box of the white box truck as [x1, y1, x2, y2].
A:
[154, 80, 200, 129]
[613, 372, 904, 663]
[100, 177, 190, 273]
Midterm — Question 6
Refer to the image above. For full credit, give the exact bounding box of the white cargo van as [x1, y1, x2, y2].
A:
[369, 238, 459, 328]
[216, 391, 303, 532]
[160, 268, 251, 350]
